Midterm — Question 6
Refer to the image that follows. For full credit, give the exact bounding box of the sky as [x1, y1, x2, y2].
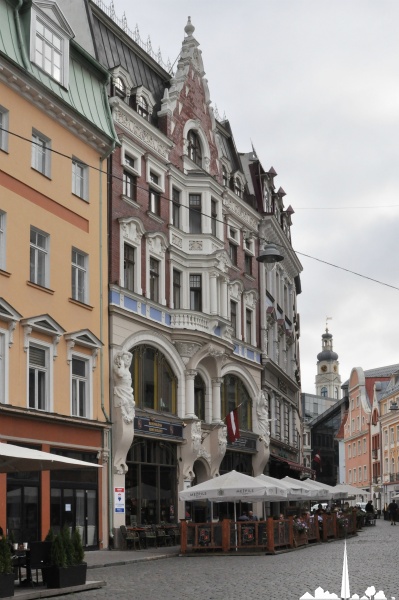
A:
[113, 0, 399, 394]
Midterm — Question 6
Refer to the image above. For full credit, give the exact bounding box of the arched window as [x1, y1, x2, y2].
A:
[137, 96, 149, 120]
[187, 130, 202, 167]
[222, 166, 228, 187]
[114, 77, 126, 99]
[194, 374, 205, 421]
[130, 345, 177, 413]
[221, 375, 252, 430]
[321, 387, 328, 397]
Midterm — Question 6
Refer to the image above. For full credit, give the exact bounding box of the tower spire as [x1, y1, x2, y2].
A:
[341, 541, 350, 600]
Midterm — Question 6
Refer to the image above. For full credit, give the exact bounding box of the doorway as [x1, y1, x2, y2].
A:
[50, 487, 98, 548]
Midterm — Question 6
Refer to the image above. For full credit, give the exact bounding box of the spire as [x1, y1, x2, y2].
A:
[341, 542, 350, 600]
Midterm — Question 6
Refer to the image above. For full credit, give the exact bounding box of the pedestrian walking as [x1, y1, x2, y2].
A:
[388, 499, 398, 525]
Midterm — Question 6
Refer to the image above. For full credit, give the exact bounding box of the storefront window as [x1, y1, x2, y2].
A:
[194, 374, 205, 421]
[131, 345, 177, 413]
[221, 374, 252, 430]
[126, 439, 177, 525]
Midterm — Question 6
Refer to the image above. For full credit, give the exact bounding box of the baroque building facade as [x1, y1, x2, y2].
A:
[0, 0, 117, 547]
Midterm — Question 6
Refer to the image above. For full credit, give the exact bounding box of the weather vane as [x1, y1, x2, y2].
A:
[326, 316, 332, 331]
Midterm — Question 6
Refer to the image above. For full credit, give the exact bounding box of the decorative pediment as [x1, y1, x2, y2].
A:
[229, 279, 244, 302]
[146, 232, 168, 258]
[266, 306, 277, 325]
[0, 298, 22, 348]
[243, 289, 258, 310]
[119, 217, 145, 245]
[214, 250, 232, 274]
[21, 314, 65, 358]
[64, 329, 102, 370]
[33, 1, 75, 39]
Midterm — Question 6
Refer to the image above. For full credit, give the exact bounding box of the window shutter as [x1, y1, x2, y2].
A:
[29, 346, 46, 367]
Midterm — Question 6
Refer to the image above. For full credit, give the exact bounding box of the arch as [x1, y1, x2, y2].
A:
[221, 362, 260, 401]
[193, 458, 210, 484]
[183, 119, 211, 171]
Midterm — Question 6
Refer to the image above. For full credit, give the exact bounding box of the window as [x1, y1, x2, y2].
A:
[171, 188, 181, 228]
[150, 172, 159, 186]
[353, 469, 357, 483]
[189, 194, 202, 233]
[137, 96, 150, 120]
[348, 469, 352, 483]
[149, 189, 160, 216]
[351, 418, 355, 433]
[364, 465, 367, 481]
[222, 166, 228, 187]
[229, 242, 237, 266]
[125, 155, 135, 170]
[123, 171, 137, 201]
[352, 442, 356, 457]
[356, 395, 360, 407]
[172, 269, 181, 309]
[348, 444, 351, 459]
[114, 77, 126, 99]
[357, 416, 360, 430]
[71, 249, 88, 303]
[34, 19, 62, 82]
[363, 438, 367, 453]
[187, 130, 202, 167]
[0, 106, 9, 152]
[31, 131, 51, 177]
[358, 467, 362, 482]
[211, 199, 217, 236]
[244, 253, 252, 276]
[190, 274, 202, 311]
[321, 387, 328, 398]
[194, 374, 205, 421]
[245, 309, 253, 344]
[72, 159, 88, 200]
[124, 244, 135, 292]
[221, 374, 252, 430]
[131, 345, 177, 413]
[384, 429, 388, 446]
[358, 440, 361, 455]
[234, 178, 243, 198]
[0, 211, 5, 270]
[149, 258, 160, 302]
[71, 356, 89, 417]
[391, 428, 395, 444]
[28, 344, 48, 410]
[230, 301, 237, 338]
[30, 227, 49, 287]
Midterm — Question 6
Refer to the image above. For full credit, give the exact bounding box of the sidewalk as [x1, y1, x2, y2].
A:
[85, 544, 180, 569]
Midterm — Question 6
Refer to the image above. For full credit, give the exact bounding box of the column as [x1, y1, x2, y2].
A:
[220, 277, 228, 319]
[210, 272, 218, 315]
[211, 377, 222, 422]
[185, 369, 197, 418]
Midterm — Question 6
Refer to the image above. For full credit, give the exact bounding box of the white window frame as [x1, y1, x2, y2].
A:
[123, 243, 136, 293]
[30, 226, 50, 287]
[27, 341, 52, 411]
[31, 129, 51, 177]
[0, 210, 6, 271]
[145, 156, 166, 193]
[30, 5, 72, 87]
[0, 329, 7, 404]
[70, 352, 92, 419]
[72, 158, 89, 201]
[0, 106, 9, 152]
[145, 233, 167, 306]
[71, 248, 88, 304]
[119, 218, 144, 294]
[229, 280, 244, 340]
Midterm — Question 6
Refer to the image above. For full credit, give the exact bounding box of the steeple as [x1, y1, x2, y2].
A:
[315, 320, 341, 399]
[341, 541, 350, 600]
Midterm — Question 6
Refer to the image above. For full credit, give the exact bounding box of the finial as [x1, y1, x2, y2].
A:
[185, 16, 195, 37]
[326, 316, 332, 332]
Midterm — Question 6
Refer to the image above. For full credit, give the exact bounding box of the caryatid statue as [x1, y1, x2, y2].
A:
[113, 351, 135, 475]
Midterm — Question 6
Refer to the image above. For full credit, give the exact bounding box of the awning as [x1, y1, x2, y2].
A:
[271, 453, 315, 476]
[0, 442, 101, 473]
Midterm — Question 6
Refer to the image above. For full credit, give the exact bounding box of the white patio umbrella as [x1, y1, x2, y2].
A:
[282, 476, 325, 499]
[255, 474, 289, 501]
[333, 483, 369, 498]
[300, 478, 348, 500]
[178, 470, 272, 503]
[0, 442, 101, 473]
[258, 475, 312, 501]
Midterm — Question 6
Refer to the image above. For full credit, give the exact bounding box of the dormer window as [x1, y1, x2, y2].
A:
[30, 3, 73, 88]
[234, 178, 243, 198]
[137, 96, 149, 120]
[114, 77, 126, 99]
[187, 130, 202, 167]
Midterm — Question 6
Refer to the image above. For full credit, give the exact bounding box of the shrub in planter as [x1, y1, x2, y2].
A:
[45, 530, 86, 589]
[0, 535, 14, 598]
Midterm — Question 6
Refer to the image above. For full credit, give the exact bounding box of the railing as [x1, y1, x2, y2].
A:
[180, 512, 358, 554]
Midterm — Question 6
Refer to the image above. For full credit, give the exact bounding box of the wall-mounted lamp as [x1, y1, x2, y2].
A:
[390, 401, 399, 411]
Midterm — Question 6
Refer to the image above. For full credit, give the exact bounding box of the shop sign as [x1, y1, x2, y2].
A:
[134, 416, 183, 439]
[227, 436, 257, 452]
[114, 487, 125, 513]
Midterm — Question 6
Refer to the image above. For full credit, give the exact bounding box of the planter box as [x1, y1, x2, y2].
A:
[0, 572, 14, 598]
[44, 563, 87, 589]
[293, 531, 308, 547]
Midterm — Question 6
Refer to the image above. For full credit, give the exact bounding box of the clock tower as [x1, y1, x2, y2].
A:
[315, 326, 341, 399]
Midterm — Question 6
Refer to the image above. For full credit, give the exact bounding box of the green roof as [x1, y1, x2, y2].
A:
[0, 0, 117, 145]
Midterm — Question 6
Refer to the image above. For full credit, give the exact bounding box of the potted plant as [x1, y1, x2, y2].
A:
[45, 527, 86, 589]
[0, 535, 14, 598]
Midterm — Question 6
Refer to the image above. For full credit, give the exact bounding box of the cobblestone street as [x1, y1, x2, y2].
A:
[50, 519, 398, 600]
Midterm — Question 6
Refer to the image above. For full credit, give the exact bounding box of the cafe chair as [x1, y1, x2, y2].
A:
[120, 525, 141, 550]
[142, 527, 157, 549]
[155, 526, 167, 547]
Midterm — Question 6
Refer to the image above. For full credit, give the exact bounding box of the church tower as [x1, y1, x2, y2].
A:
[315, 324, 341, 399]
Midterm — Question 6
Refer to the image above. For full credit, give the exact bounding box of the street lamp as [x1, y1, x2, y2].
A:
[256, 242, 284, 271]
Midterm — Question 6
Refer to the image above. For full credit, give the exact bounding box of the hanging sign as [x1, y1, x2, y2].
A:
[114, 487, 125, 513]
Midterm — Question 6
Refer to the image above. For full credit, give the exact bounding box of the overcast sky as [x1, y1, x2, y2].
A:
[114, 0, 399, 394]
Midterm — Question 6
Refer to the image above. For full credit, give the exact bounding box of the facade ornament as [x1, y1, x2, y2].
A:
[8, 321, 17, 348]
[197, 447, 211, 465]
[174, 341, 202, 365]
[191, 420, 202, 452]
[113, 351, 135, 475]
[218, 426, 227, 456]
[256, 390, 270, 447]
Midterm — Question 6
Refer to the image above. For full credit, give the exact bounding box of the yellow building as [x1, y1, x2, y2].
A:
[0, 0, 117, 547]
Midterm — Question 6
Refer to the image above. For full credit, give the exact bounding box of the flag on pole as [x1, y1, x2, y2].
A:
[226, 409, 240, 443]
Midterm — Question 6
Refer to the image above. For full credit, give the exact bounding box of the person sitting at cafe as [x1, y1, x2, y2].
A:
[248, 511, 258, 521]
[238, 512, 249, 521]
